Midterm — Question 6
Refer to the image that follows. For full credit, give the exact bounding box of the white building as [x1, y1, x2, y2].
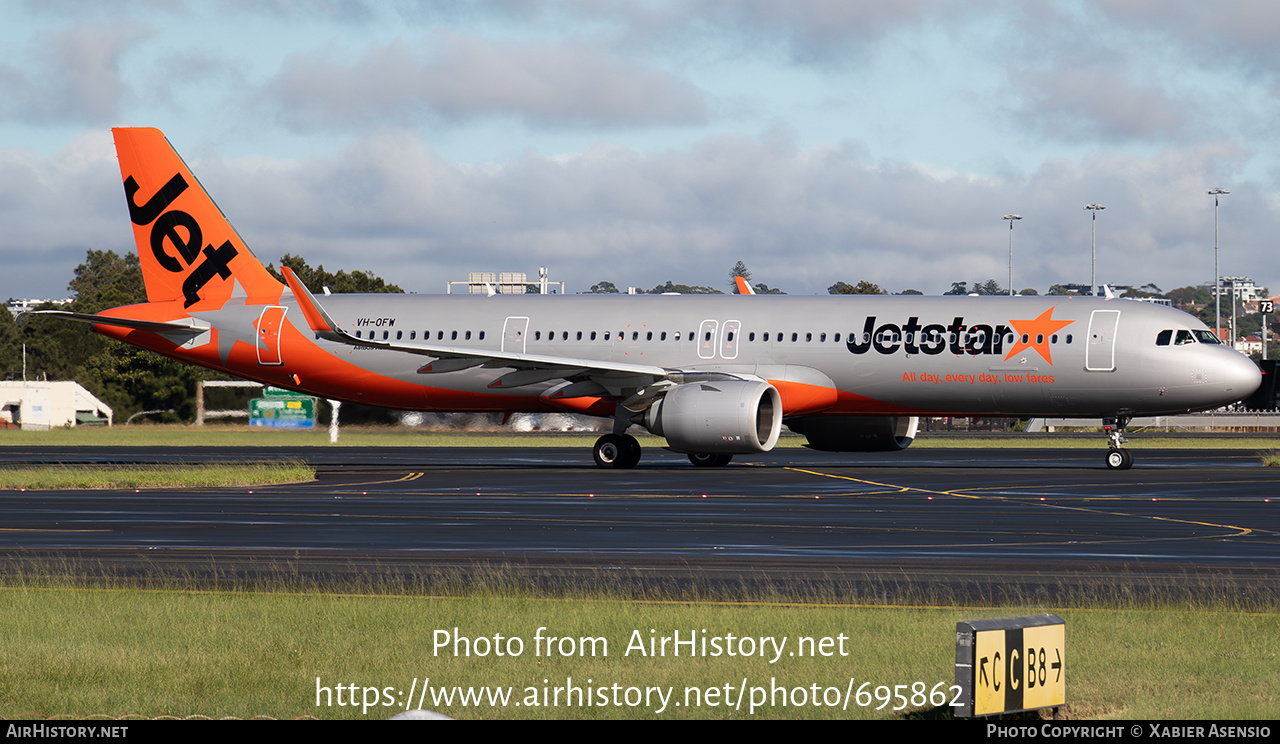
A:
[1212, 277, 1266, 304]
[0, 381, 113, 430]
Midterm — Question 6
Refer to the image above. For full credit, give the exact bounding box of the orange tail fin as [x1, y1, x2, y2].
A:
[113, 127, 283, 308]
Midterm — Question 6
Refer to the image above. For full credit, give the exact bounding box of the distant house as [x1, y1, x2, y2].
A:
[0, 381, 113, 430]
[1235, 335, 1263, 355]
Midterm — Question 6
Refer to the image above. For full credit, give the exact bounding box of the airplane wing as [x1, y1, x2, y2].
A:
[281, 267, 684, 394]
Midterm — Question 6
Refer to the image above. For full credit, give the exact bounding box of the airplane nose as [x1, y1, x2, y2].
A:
[1222, 352, 1262, 401]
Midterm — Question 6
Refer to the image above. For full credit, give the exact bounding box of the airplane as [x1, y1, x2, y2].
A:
[41, 128, 1263, 470]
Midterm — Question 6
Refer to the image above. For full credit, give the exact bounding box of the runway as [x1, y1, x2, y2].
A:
[3, 446, 1279, 600]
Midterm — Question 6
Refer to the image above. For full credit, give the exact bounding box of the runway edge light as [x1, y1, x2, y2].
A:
[953, 614, 1065, 718]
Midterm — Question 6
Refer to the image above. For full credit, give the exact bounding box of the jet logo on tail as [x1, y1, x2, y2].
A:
[125, 173, 241, 307]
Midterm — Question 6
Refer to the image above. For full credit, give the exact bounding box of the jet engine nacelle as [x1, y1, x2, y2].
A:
[645, 380, 782, 454]
[786, 415, 919, 452]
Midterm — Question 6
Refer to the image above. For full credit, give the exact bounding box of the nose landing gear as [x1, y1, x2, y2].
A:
[1103, 416, 1133, 470]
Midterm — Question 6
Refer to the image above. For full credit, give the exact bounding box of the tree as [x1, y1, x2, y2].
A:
[944, 281, 969, 296]
[266, 254, 404, 294]
[751, 283, 786, 295]
[586, 281, 620, 294]
[1019, 288, 1039, 296]
[973, 278, 1003, 296]
[897, 289, 924, 295]
[828, 280, 886, 295]
[728, 261, 752, 293]
[647, 281, 723, 295]
[1166, 286, 1209, 309]
[68, 250, 147, 312]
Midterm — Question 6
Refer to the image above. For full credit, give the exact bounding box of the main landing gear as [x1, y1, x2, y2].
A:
[593, 433, 641, 469]
[1103, 415, 1133, 470]
[590, 432, 734, 469]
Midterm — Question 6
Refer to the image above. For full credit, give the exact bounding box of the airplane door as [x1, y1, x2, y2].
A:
[720, 320, 741, 360]
[255, 306, 286, 366]
[502, 316, 529, 354]
[697, 319, 718, 360]
[1085, 310, 1120, 372]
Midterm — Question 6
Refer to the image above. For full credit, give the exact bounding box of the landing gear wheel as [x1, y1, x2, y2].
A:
[1105, 449, 1134, 470]
[593, 434, 642, 469]
[688, 452, 733, 467]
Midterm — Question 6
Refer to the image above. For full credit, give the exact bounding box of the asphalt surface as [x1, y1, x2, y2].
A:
[3, 445, 1278, 601]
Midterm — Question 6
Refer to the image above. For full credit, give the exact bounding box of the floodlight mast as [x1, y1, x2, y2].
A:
[1207, 188, 1229, 341]
[1003, 214, 1021, 296]
[1084, 204, 1105, 296]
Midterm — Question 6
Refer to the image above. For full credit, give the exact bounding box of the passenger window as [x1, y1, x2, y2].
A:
[479, 331, 486, 340]
[591, 331, 597, 341]
[355, 331, 362, 338]
[791, 333, 798, 342]
[748, 332, 755, 342]
[820, 333, 827, 342]
[661, 332, 667, 341]
[465, 330, 472, 340]
[534, 331, 541, 341]
[1156, 329, 1172, 346]
[805, 333, 812, 342]
[451, 330, 457, 340]
[396, 331, 403, 340]
[633, 331, 639, 341]
[410, 331, 416, 340]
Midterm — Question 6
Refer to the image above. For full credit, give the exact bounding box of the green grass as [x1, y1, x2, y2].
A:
[0, 584, 1274, 720]
[1263, 450, 1280, 467]
[0, 460, 315, 490]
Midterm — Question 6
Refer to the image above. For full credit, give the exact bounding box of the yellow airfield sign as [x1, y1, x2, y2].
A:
[955, 614, 1065, 718]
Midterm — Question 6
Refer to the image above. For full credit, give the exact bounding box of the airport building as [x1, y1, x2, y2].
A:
[0, 381, 113, 430]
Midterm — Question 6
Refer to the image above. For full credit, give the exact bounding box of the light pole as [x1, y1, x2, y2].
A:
[1084, 204, 1105, 296]
[1003, 214, 1021, 296]
[1207, 188, 1229, 340]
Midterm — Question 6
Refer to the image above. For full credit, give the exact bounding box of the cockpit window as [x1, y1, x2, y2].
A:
[1156, 329, 1172, 346]
[1193, 330, 1221, 344]
[1175, 330, 1195, 345]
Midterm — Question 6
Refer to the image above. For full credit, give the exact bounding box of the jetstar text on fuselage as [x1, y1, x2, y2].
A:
[846, 310, 1075, 366]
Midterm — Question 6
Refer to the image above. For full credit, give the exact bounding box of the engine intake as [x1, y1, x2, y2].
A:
[645, 380, 782, 454]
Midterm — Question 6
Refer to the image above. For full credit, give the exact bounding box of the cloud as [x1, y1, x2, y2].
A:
[192, 130, 1277, 300]
[6, 128, 1277, 304]
[0, 24, 152, 125]
[261, 32, 709, 131]
[1003, 65, 1193, 144]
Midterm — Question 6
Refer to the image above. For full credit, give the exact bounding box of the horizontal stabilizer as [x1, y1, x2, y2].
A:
[33, 310, 210, 335]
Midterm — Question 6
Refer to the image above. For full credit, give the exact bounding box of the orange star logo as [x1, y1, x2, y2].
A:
[1004, 307, 1074, 365]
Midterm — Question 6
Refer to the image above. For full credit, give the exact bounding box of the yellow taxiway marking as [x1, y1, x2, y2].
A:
[784, 467, 1264, 538]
